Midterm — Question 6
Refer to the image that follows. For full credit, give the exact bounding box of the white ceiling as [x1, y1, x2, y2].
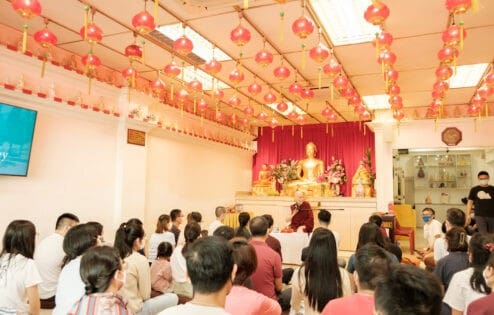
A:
[1, 0, 493, 127]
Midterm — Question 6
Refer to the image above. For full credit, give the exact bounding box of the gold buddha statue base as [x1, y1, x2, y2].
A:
[251, 182, 278, 196]
[284, 182, 337, 197]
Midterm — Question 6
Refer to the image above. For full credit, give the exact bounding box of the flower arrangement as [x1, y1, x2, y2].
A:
[270, 159, 299, 184]
[327, 158, 347, 184]
[363, 147, 376, 184]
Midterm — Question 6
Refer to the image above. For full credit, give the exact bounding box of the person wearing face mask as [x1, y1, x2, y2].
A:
[466, 243, 494, 315]
[467, 171, 494, 233]
[68, 246, 132, 314]
[418, 208, 442, 257]
[114, 219, 178, 315]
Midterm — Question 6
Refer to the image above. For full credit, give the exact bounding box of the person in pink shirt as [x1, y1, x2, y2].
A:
[322, 244, 393, 315]
[225, 238, 281, 315]
[150, 242, 173, 293]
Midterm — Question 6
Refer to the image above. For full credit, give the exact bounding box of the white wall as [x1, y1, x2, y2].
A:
[144, 130, 253, 233]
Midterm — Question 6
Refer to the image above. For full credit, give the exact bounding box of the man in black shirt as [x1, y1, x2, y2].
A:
[467, 171, 494, 233]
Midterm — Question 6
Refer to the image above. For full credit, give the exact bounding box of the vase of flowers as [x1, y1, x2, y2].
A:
[270, 159, 298, 195]
[327, 158, 347, 196]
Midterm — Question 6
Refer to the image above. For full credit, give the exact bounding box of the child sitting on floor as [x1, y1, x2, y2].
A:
[151, 242, 174, 293]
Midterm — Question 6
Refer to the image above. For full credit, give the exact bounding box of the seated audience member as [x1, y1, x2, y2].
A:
[53, 223, 101, 315]
[86, 221, 105, 244]
[177, 212, 203, 245]
[291, 228, 352, 315]
[317, 210, 339, 247]
[148, 214, 176, 263]
[263, 214, 293, 285]
[467, 243, 494, 314]
[68, 246, 131, 314]
[347, 223, 399, 273]
[434, 227, 469, 290]
[322, 244, 392, 315]
[0, 220, 41, 315]
[213, 226, 235, 241]
[287, 191, 314, 233]
[234, 212, 251, 239]
[249, 216, 291, 311]
[170, 209, 184, 244]
[151, 242, 174, 293]
[170, 222, 201, 298]
[419, 208, 442, 255]
[208, 206, 226, 234]
[369, 214, 388, 239]
[158, 236, 235, 315]
[225, 238, 281, 315]
[114, 219, 178, 314]
[443, 232, 494, 314]
[428, 208, 467, 269]
[35, 212, 79, 306]
[374, 264, 443, 315]
[367, 215, 402, 264]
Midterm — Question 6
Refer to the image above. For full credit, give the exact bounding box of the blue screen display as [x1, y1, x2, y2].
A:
[0, 103, 37, 176]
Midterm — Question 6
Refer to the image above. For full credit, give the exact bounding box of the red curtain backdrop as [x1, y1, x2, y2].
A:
[252, 122, 375, 196]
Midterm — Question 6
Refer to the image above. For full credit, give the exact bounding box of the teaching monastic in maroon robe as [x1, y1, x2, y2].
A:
[290, 201, 314, 233]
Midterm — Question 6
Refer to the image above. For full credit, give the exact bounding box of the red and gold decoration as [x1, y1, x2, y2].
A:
[309, 29, 329, 88]
[363, 0, 390, 26]
[230, 14, 251, 47]
[292, 0, 315, 69]
[132, 4, 156, 35]
[255, 39, 274, 67]
[164, 57, 181, 100]
[273, 61, 291, 81]
[34, 19, 57, 77]
[81, 50, 101, 95]
[11, 0, 42, 53]
[150, 71, 165, 97]
[173, 27, 194, 56]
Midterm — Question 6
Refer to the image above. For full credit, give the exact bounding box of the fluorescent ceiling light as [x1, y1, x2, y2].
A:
[449, 63, 489, 88]
[362, 94, 390, 110]
[182, 66, 230, 91]
[310, 0, 381, 46]
[266, 101, 307, 116]
[157, 24, 231, 62]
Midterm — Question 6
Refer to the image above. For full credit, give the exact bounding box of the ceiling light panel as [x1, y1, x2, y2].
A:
[362, 94, 391, 110]
[449, 63, 489, 88]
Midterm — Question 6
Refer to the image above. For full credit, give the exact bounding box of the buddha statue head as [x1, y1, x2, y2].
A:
[305, 142, 317, 158]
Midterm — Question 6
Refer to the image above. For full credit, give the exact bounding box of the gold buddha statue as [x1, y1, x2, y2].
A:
[252, 163, 276, 196]
[351, 161, 372, 197]
[287, 142, 327, 196]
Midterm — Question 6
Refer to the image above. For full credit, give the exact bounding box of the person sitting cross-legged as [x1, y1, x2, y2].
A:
[158, 236, 236, 315]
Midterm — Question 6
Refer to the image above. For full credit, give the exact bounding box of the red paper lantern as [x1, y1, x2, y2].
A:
[257, 112, 268, 121]
[277, 102, 288, 112]
[427, 106, 439, 117]
[393, 111, 405, 121]
[348, 95, 361, 106]
[132, 11, 155, 34]
[244, 106, 254, 116]
[173, 35, 193, 56]
[341, 87, 356, 99]
[122, 67, 138, 86]
[389, 95, 403, 106]
[228, 95, 241, 107]
[164, 61, 181, 78]
[79, 23, 103, 44]
[34, 27, 57, 48]
[230, 24, 251, 46]
[445, 0, 471, 14]
[442, 25, 467, 46]
[360, 111, 371, 120]
[264, 91, 277, 103]
[125, 44, 142, 62]
[327, 112, 337, 122]
[204, 59, 222, 75]
[364, 1, 390, 26]
[150, 79, 165, 95]
[378, 51, 397, 67]
[247, 82, 262, 96]
[229, 68, 245, 85]
[438, 46, 459, 64]
[216, 111, 224, 122]
[433, 81, 449, 93]
[288, 82, 303, 95]
[388, 84, 401, 95]
[241, 117, 250, 126]
[386, 68, 399, 82]
[273, 65, 291, 80]
[471, 94, 486, 105]
[323, 58, 342, 76]
[175, 87, 189, 101]
[435, 65, 454, 80]
[214, 89, 224, 100]
[12, 0, 41, 18]
[432, 89, 445, 100]
[292, 16, 314, 39]
[269, 117, 279, 128]
[188, 79, 203, 92]
[288, 110, 299, 119]
[373, 31, 393, 51]
[354, 104, 366, 114]
[197, 99, 208, 112]
[477, 85, 493, 98]
[333, 75, 349, 90]
[81, 53, 101, 70]
[322, 107, 332, 117]
[467, 104, 480, 116]
[296, 114, 307, 124]
[255, 49, 274, 67]
[309, 43, 329, 63]
[300, 88, 314, 99]
[485, 71, 494, 87]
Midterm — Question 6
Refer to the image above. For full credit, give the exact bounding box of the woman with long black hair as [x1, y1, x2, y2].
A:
[290, 228, 352, 314]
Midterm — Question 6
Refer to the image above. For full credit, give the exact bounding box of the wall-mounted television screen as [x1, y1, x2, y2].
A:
[0, 103, 37, 176]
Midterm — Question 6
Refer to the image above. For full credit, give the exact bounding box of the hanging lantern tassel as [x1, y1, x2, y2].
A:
[326, 122, 328, 134]
[170, 82, 174, 101]
[141, 40, 146, 64]
[381, 59, 384, 74]
[243, 0, 248, 9]
[193, 97, 197, 114]
[330, 83, 334, 103]
[291, 125, 294, 136]
[40, 54, 47, 78]
[260, 127, 263, 136]
[201, 114, 204, 127]
[180, 103, 184, 117]
[22, 24, 28, 53]
[280, 11, 285, 42]
[84, 6, 89, 41]
[318, 67, 322, 89]
[375, 33, 379, 58]
[331, 124, 334, 137]
[364, 124, 367, 136]
[460, 22, 464, 50]
[300, 125, 303, 139]
[434, 118, 438, 131]
[472, 0, 479, 12]
[359, 120, 362, 131]
[474, 118, 477, 132]
[301, 43, 306, 70]
[479, 107, 482, 122]
[271, 128, 274, 143]
[88, 76, 92, 95]
[385, 71, 389, 91]
[486, 103, 489, 117]
[154, 0, 159, 24]
[131, 71, 136, 89]
[453, 56, 457, 75]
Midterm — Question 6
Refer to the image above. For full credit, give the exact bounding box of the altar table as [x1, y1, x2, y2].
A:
[271, 232, 310, 265]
